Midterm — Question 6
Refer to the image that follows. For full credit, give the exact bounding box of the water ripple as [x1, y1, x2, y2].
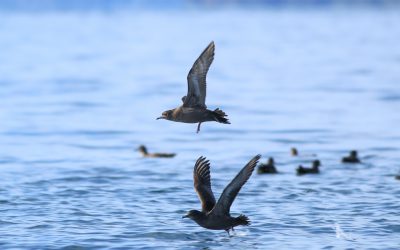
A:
[0, 8, 399, 250]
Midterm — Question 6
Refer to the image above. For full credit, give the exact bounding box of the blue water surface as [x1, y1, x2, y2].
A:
[0, 7, 400, 249]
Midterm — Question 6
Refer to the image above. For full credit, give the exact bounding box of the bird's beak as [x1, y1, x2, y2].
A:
[182, 214, 188, 218]
[156, 116, 165, 120]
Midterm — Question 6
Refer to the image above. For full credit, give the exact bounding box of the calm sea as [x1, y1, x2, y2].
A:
[0, 7, 399, 249]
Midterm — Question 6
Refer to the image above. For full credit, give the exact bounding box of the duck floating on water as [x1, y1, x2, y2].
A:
[137, 145, 176, 158]
[297, 160, 321, 175]
[291, 147, 298, 156]
[342, 150, 360, 163]
[257, 157, 278, 174]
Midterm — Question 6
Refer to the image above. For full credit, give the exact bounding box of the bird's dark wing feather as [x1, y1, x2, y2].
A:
[193, 156, 216, 212]
[211, 154, 261, 216]
[183, 41, 215, 108]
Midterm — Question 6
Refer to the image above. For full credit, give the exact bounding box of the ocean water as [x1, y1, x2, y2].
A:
[0, 7, 400, 249]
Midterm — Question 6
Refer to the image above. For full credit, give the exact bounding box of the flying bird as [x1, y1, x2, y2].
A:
[157, 41, 230, 133]
[183, 154, 261, 235]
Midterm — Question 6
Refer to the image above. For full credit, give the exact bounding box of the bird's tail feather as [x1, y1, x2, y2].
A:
[235, 214, 250, 226]
[213, 108, 230, 124]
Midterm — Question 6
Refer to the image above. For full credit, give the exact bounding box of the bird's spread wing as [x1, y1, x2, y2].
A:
[183, 41, 215, 108]
[211, 155, 261, 216]
[193, 156, 216, 212]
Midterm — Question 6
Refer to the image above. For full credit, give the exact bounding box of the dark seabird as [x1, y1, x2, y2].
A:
[342, 150, 360, 163]
[395, 175, 400, 180]
[157, 41, 230, 133]
[137, 145, 176, 158]
[257, 157, 278, 174]
[183, 154, 261, 235]
[297, 160, 321, 175]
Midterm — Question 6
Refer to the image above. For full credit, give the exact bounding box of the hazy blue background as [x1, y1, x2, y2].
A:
[0, 1, 399, 249]
[1, 0, 400, 11]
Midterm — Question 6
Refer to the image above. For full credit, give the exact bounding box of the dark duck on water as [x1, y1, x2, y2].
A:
[137, 145, 176, 158]
[297, 160, 321, 175]
[157, 41, 230, 133]
[257, 157, 278, 174]
[183, 155, 261, 235]
[342, 150, 361, 163]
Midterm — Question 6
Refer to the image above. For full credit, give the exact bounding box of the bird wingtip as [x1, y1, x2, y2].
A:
[254, 154, 262, 161]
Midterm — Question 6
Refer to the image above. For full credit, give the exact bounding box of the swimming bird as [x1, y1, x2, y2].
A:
[137, 145, 176, 158]
[341, 150, 360, 163]
[291, 147, 317, 157]
[157, 41, 230, 133]
[296, 160, 321, 175]
[183, 154, 261, 235]
[395, 175, 400, 180]
[257, 157, 278, 174]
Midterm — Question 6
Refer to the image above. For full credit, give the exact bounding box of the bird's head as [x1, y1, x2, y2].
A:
[137, 145, 147, 154]
[313, 160, 321, 168]
[157, 110, 173, 121]
[268, 157, 274, 165]
[350, 150, 358, 157]
[182, 210, 204, 221]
